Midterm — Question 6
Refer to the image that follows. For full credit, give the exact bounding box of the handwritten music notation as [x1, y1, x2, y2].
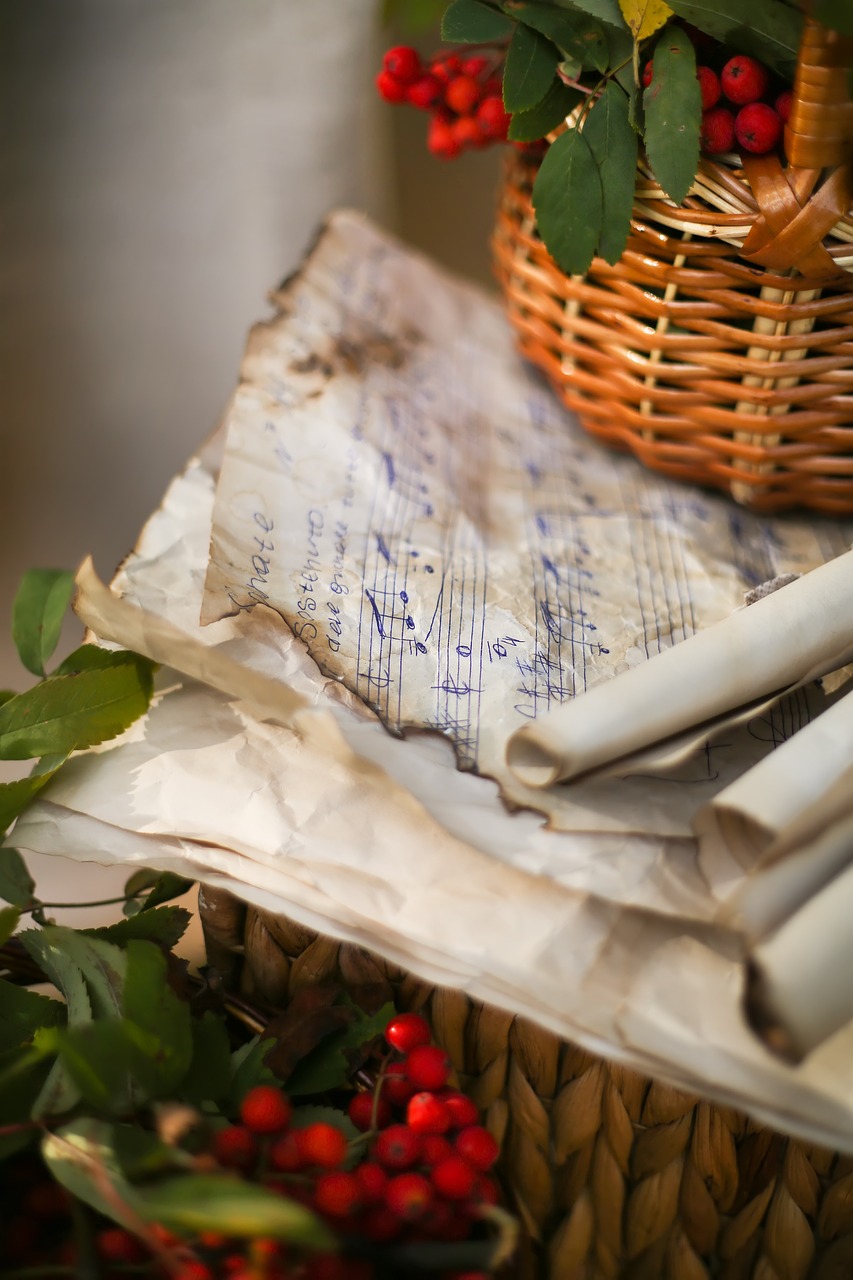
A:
[204, 212, 853, 826]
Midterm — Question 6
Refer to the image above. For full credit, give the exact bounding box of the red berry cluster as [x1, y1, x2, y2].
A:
[645, 52, 787, 158]
[376, 45, 510, 159]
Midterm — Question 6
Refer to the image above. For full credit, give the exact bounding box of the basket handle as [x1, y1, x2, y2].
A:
[739, 11, 853, 277]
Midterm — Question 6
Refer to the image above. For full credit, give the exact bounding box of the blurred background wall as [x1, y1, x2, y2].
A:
[0, 0, 499, 904]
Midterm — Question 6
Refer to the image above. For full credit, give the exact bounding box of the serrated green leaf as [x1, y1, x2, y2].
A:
[229, 1036, 279, 1109]
[182, 1013, 232, 1105]
[567, 0, 628, 26]
[642, 24, 700, 204]
[137, 1174, 331, 1245]
[21, 928, 94, 1025]
[815, 0, 853, 36]
[509, 78, 583, 139]
[84, 906, 192, 951]
[122, 940, 193, 1096]
[666, 0, 802, 76]
[532, 124, 603, 274]
[33, 926, 127, 1019]
[503, 21, 561, 111]
[0, 978, 65, 1052]
[0, 662, 153, 761]
[442, 0, 514, 39]
[139, 872, 194, 912]
[123, 868, 162, 899]
[0, 758, 67, 837]
[285, 1001, 397, 1097]
[12, 570, 75, 678]
[39, 1021, 142, 1112]
[0, 848, 36, 907]
[54, 643, 150, 678]
[42, 1119, 142, 1232]
[508, 3, 609, 71]
[583, 80, 638, 262]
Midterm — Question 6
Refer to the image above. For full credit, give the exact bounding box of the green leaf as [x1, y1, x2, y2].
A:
[532, 125, 603, 274]
[508, 3, 609, 71]
[113, 1125, 191, 1179]
[54, 643, 149, 677]
[666, 0, 802, 76]
[815, 0, 853, 36]
[285, 1001, 396, 1097]
[122, 940, 193, 1096]
[0, 978, 65, 1053]
[642, 23, 700, 205]
[137, 1175, 332, 1245]
[0, 1044, 52, 1160]
[0, 904, 19, 946]
[0, 662, 153, 761]
[139, 872, 195, 912]
[0, 849, 36, 907]
[12, 569, 75, 678]
[44, 927, 127, 1018]
[0, 691, 15, 708]
[84, 906, 193, 951]
[0, 759, 67, 837]
[583, 80, 638, 263]
[503, 21, 560, 112]
[42, 1119, 142, 1232]
[229, 1036, 279, 1109]
[21, 928, 94, 1026]
[567, 0, 628, 26]
[38, 1021, 141, 1113]
[508, 78, 583, 140]
[183, 1013, 233, 1105]
[442, 0, 514, 39]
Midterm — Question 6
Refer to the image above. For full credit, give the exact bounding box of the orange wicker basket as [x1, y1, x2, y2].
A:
[492, 15, 853, 514]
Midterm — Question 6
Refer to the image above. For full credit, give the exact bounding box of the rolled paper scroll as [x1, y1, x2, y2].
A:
[505, 548, 853, 788]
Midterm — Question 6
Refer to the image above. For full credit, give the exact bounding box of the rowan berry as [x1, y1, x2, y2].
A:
[175, 1264, 213, 1280]
[382, 45, 421, 83]
[373, 1123, 422, 1169]
[213, 1124, 257, 1170]
[420, 1196, 455, 1237]
[431, 1154, 477, 1200]
[421, 1134, 454, 1165]
[407, 1091, 452, 1134]
[385, 1011, 431, 1053]
[442, 1090, 480, 1129]
[721, 54, 769, 105]
[468, 1172, 501, 1209]
[776, 89, 793, 123]
[476, 95, 510, 139]
[348, 1091, 391, 1131]
[452, 117, 484, 150]
[404, 1044, 451, 1091]
[432, 54, 463, 83]
[407, 74, 444, 109]
[696, 65, 721, 110]
[269, 1130, 304, 1172]
[96, 1228, 148, 1264]
[455, 1125, 499, 1171]
[239, 1085, 292, 1135]
[379, 1059, 416, 1105]
[313, 1170, 362, 1217]
[355, 1160, 389, 1204]
[375, 70, 407, 104]
[297, 1122, 349, 1169]
[198, 1230, 229, 1248]
[642, 60, 654, 88]
[362, 1206, 403, 1241]
[385, 1171, 435, 1221]
[700, 106, 735, 155]
[735, 102, 782, 154]
[462, 55, 489, 78]
[445, 74, 481, 115]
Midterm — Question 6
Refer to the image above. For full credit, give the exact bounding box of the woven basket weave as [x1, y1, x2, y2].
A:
[492, 15, 853, 514]
[199, 888, 853, 1280]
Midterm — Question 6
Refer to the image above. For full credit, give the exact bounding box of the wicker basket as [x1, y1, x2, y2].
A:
[492, 15, 853, 514]
[199, 887, 853, 1280]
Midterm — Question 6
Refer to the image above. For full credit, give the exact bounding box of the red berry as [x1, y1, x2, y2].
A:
[348, 1092, 391, 1131]
[297, 1122, 349, 1169]
[776, 89, 793, 123]
[404, 1045, 451, 1091]
[379, 1060, 416, 1105]
[385, 1012, 431, 1053]
[355, 1161, 389, 1204]
[432, 55, 462, 83]
[213, 1125, 257, 1171]
[431, 1154, 477, 1200]
[240, 1085, 292, 1135]
[313, 1171, 362, 1218]
[375, 70, 407, 104]
[175, 1265, 213, 1280]
[468, 1173, 501, 1210]
[361, 1206, 403, 1242]
[97, 1228, 147, 1264]
[445, 74, 481, 115]
[735, 102, 782, 154]
[304, 1256, 351, 1280]
[697, 65, 721, 110]
[462, 55, 489, 78]
[269, 1130, 304, 1172]
[455, 1125, 499, 1171]
[452, 117, 484, 150]
[421, 1134, 454, 1165]
[442, 1090, 480, 1130]
[475, 95, 510, 140]
[427, 117, 461, 157]
[407, 1091, 452, 1135]
[407, 74, 444, 109]
[382, 45, 421, 83]
[700, 106, 736, 155]
[373, 1123, 422, 1170]
[385, 1172, 434, 1221]
[420, 1196, 455, 1237]
[642, 60, 654, 88]
[721, 54, 769, 105]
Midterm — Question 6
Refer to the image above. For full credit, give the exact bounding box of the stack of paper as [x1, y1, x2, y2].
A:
[12, 211, 853, 1150]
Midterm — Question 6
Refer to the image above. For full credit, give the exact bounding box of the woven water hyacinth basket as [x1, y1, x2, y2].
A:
[199, 887, 853, 1280]
[492, 16, 853, 515]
